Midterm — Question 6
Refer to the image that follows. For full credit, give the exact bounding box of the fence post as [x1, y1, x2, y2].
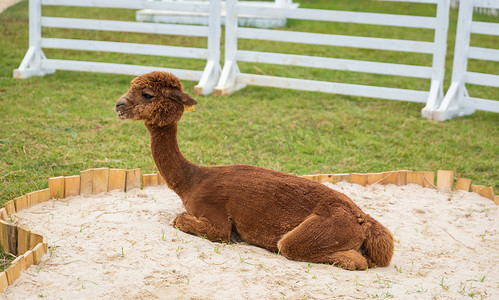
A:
[432, 0, 476, 120]
[421, 0, 450, 119]
[14, 0, 53, 79]
[29, 0, 41, 59]
[194, 0, 222, 95]
[214, 0, 246, 95]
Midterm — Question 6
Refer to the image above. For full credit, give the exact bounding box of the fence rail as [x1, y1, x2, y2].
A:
[40, 59, 204, 80]
[238, 74, 429, 102]
[40, 17, 210, 37]
[41, 0, 211, 12]
[237, 27, 436, 53]
[236, 5, 438, 29]
[470, 21, 499, 35]
[41, 38, 210, 59]
[236, 51, 433, 79]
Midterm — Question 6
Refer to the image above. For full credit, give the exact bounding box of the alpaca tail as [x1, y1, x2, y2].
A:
[361, 216, 394, 268]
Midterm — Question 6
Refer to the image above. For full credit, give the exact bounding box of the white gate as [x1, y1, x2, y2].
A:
[13, 0, 222, 95]
[215, 0, 450, 113]
[136, 0, 298, 28]
[425, 0, 499, 121]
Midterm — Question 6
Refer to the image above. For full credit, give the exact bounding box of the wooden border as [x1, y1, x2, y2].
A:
[143, 174, 159, 188]
[5, 258, 22, 285]
[10, 256, 26, 272]
[471, 185, 494, 201]
[0, 220, 18, 256]
[0, 165, 496, 291]
[367, 173, 383, 185]
[0, 272, 8, 292]
[436, 170, 454, 189]
[32, 243, 46, 265]
[17, 227, 31, 255]
[80, 169, 94, 196]
[302, 175, 315, 181]
[396, 170, 409, 185]
[3, 201, 15, 216]
[332, 173, 350, 183]
[422, 172, 435, 188]
[0, 221, 10, 256]
[64, 175, 81, 197]
[125, 168, 141, 192]
[381, 171, 398, 185]
[38, 189, 51, 205]
[109, 169, 126, 192]
[26, 191, 38, 208]
[456, 178, 472, 191]
[351, 173, 367, 187]
[318, 174, 333, 183]
[49, 176, 65, 199]
[13, 196, 27, 213]
[406, 171, 424, 186]
[29, 233, 43, 250]
[23, 250, 34, 270]
[0, 209, 7, 222]
[92, 168, 110, 194]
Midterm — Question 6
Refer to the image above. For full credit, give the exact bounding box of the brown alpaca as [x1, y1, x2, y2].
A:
[115, 71, 394, 270]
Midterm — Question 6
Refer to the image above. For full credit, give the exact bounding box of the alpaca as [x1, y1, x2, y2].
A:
[115, 71, 394, 270]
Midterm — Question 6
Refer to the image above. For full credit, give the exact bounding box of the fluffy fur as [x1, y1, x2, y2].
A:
[115, 71, 394, 270]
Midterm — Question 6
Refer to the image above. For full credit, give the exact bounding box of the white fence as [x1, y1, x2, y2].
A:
[425, 0, 499, 120]
[214, 0, 450, 111]
[136, 0, 298, 28]
[13, 0, 222, 95]
[14, 0, 498, 120]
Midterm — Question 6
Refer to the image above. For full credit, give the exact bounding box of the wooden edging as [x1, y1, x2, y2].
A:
[302, 169, 497, 204]
[0, 215, 47, 292]
[0, 167, 159, 292]
[0, 167, 497, 292]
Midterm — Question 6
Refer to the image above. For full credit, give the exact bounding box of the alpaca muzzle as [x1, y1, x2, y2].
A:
[115, 98, 128, 119]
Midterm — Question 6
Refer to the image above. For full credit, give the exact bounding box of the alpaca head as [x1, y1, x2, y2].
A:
[115, 71, 198, 127]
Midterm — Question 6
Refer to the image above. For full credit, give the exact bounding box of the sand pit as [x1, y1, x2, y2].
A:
[1, 182, 497, 299]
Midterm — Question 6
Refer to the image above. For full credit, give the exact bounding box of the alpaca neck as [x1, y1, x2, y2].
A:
[146, 122, 199, 197]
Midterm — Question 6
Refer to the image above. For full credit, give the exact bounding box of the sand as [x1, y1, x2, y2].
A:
[0, 0, 22, 14]
[1, 182, 497, 299]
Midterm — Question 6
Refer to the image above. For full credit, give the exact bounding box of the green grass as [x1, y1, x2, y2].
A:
[0, 0, 498, 204]
[0, 250, 16, 271]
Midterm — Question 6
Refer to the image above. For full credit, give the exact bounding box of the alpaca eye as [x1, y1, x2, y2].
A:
[142, 92, 154, 100]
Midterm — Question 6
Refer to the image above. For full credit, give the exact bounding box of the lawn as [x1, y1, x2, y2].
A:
[0, 0, 497, 205]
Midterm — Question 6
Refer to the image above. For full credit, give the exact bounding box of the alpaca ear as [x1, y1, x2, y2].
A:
[170, 91, 198, 106]
[169, 91, 198, 112]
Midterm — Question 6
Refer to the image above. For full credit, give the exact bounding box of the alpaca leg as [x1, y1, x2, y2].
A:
[277, 208, 368, 270]
[172, 212, 231, 243]
[327, 250, 369, 270]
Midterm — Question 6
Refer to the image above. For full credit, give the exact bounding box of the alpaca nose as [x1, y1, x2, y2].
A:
[115, 99, 126, 111]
